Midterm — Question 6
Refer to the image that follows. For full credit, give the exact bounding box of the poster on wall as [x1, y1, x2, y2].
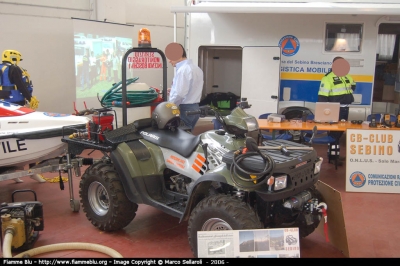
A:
[72, 19, 135, 108]
[73, 34, 133, 96]
[346, 129, 400, 193]
[197, 228, 300, 258]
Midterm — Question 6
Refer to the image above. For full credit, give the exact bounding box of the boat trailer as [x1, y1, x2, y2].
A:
[0, 155, 100, 212]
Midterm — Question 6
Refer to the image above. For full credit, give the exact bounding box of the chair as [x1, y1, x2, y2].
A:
[303, 121, 339, 169]
[280, 107, 313, 142]
[258, 113, 293, 141]
[281, 106, 313, 120]
[302, 114, 328, 138]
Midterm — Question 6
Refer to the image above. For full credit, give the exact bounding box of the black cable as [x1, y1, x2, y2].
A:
[58, 156, 64, 190]
[213, 109, 226, 129]
[229, 151, 275, 189]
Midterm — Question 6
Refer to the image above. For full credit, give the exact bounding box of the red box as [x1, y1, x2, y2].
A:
[92, 114, 114, 141]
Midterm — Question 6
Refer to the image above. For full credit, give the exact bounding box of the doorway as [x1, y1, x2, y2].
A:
[197, 45, 281, 116]
[373, 23, 400, 111]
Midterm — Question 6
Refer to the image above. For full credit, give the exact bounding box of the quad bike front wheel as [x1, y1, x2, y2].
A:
[187, 194, 263, 257]
[79, 162, 138, 231]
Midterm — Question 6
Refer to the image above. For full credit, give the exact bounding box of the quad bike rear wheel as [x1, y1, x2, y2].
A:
[187, 194, 263, 257]
[79, 162, 138, 231]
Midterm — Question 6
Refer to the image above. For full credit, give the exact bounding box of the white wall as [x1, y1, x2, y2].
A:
[0, 0, 185, 120]
[187, 12, 380, 75]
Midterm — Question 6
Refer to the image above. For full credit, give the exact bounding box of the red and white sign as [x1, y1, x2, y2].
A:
[127, 52, 162, 69]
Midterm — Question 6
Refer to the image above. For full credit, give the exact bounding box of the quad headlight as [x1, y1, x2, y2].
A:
[274, 175, 287, 191]
[314, 157, 323, 174]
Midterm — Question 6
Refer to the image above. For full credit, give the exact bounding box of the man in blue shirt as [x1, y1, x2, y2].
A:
[167, 44, 204, 131]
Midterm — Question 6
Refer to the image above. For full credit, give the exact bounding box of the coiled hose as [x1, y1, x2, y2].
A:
[100, 77, 159, 107]
[229, 151, 275, 189]
[2, 229, 123, 258]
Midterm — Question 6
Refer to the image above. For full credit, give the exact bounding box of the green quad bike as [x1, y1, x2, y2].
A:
[63, 99, 326, 258]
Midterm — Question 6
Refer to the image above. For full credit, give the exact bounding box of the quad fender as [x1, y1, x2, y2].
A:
[180, 171, 228, 223]
[110, 140, 165, 203]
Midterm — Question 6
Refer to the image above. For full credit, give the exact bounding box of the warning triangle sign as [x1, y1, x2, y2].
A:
[354, 175, 363, 182]
[284, 40, 294, 50]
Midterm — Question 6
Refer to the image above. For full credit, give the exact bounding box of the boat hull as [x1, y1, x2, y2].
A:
[0, 136, 68, 168]
[0, 102, 90, 168]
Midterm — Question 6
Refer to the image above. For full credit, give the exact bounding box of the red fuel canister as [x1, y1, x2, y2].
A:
[92, 113, 114, 141]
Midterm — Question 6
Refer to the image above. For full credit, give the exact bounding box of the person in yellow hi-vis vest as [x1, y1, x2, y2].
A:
[318, 56, 356, 166]
[0, 49, 39, 109]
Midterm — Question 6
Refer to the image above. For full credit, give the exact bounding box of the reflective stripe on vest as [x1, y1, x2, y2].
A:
[318, 72, 354, 97]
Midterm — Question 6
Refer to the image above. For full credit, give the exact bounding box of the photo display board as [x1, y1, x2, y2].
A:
[198, 228, 300, 258]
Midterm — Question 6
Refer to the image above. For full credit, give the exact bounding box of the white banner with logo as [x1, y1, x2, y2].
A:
[346, 129, 400, 193]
